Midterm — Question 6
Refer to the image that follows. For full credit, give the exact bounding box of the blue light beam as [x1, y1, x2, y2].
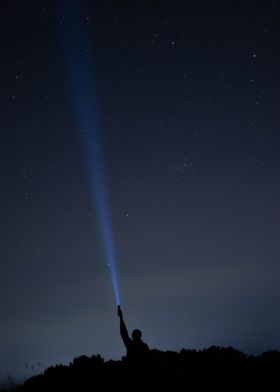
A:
[58, 1, 120, 305]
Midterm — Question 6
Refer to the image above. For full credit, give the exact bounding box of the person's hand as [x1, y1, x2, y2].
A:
[117, 305, 123, 318]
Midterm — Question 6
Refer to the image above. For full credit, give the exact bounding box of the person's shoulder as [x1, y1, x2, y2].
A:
[143, 342, 149, 350]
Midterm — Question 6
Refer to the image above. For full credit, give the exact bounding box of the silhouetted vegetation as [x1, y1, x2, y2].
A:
[8, 346, 279, 391]
[0, 374, 19, 392]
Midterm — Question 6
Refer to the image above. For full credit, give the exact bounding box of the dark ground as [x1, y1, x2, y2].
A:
[5, 346, 279, 391]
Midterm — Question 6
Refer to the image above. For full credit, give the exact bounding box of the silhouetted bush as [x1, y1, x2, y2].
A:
[13, 347, 280, 391]
[0, 374, 20, 392]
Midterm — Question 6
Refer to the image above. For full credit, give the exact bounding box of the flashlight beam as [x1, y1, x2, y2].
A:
[58, 0, 120, 305]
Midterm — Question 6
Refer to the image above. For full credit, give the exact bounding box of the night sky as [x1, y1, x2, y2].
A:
[1, 0, 280, 377]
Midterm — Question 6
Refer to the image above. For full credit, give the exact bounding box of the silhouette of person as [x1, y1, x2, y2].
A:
[117, 305, 149, 362]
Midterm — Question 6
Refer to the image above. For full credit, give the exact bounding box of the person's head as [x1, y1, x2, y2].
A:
[132, 329, 142, 341]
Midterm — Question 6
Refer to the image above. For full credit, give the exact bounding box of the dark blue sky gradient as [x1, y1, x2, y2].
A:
[0, 0, 279, 377]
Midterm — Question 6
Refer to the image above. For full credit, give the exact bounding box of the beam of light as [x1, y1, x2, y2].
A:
[58, 1, 120, 305]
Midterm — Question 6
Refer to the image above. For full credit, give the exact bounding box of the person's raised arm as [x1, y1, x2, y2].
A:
[117, 306, 130, 348]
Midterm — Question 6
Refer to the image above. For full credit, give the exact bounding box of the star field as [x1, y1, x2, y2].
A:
[0, 0, 280, 377]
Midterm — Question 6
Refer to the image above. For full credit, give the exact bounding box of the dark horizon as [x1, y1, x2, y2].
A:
[1, 0, 280, 377]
